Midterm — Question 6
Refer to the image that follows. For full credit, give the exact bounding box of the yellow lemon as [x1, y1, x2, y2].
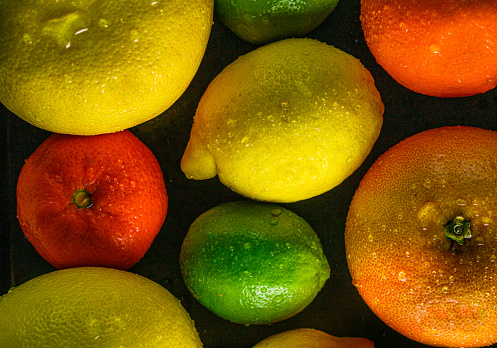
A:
[0, 0, 213, 135]
[252, 328, 375, 348]
[0, 267, 203, 347]
[180, 200, 330, 325]
[181, 38, 383, 203]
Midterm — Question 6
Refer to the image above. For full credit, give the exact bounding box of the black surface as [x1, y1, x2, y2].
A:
[2, 1, 497, 347]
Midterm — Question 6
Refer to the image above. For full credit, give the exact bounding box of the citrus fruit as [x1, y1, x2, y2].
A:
[215, 0, 339, 45]
[252, 328, 374, 348]
[181, 38, 384, 203]
[345, 126, 497, 347]
[0, 267, 203, 347]
[179, 200, 330, 325]
[16, 130, 168, 270]
[360, 0, 497, 97]
[0, 0, 213, 135]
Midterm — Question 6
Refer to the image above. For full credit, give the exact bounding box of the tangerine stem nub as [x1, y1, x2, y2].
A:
[73, 190, 93, 209]
[444, 216, 471, 245]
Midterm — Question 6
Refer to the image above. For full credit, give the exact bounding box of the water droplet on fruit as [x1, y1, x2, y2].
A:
[398, 271, 407, 281]
[271, 209, 282, 217]
[243, 242, 251, 249]
[429, 43, 441, 54]
[368, 234, 374, 242]
[476, 236, 485, 245]
[98, 18, 109, 28]
[130, 29, 140, 42]
[449, 276, 455, 282]
[267, 218, 279, 226]
[22, 33, 33, 44]
[441, 286, 449, 293]
[273, 295, 283, 303]
[456, 198, 467, 206]
[260, 287, 267, 293]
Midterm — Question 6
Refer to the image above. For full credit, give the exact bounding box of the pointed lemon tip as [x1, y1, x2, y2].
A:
[181, 136, 217, 180]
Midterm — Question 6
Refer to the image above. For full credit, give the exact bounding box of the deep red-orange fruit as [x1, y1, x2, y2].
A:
[16, 130, 168, 270]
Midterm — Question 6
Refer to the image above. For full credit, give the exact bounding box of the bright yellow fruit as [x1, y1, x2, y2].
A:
[0, 267, 203, 347]
[180, 200, 330, 325]
[181, 38, 383, 203]
[0, 0, 213, 135]
[252, 328, 375, 348]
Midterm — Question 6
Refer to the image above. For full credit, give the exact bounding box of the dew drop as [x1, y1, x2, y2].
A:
[130, 29, 140, 42]
[22, 33, 33, 44]
[98, 18, 109, 28]
[273, 295, 283, 303]
[398, 271, 407, 281]
[456, 198, 467, 206]
[429, 43, 441, 54]
[271, 209, 282, 217]
[269, 219, 278, 226]
[260, 287, 267, 293]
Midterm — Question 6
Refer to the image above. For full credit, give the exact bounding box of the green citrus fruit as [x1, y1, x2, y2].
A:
[179, 200, 330, 325]
[181, 38, 383, 203]
[0, 267, 203, 347]
[0, 0, 213, 135]
[252, 328, 375, 348]
[215, 0, 339, 44]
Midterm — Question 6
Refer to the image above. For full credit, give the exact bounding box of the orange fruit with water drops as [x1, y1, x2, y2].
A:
[16, 130, 168, 270]
[360, 0, 497, 97]
[345, 126, 497, 347]
[252, 328, 374, 348]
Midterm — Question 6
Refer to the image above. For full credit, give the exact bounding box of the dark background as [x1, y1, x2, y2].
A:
[2, 0, 497, 347]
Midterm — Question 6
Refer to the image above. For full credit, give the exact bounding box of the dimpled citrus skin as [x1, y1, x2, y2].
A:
[16, 130, 168, 270]
[361, 0, 497, 97]
[181, 38, 383, 203]
[0, 267, 203, 347]
[215, 0, 339, 45]
[345, 126, 497, 347]
[252, 328, 375, 348]
[180, 200, 330, 325]
[0, 0, 213, 135]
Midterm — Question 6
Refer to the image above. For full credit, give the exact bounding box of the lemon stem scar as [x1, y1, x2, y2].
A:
[73, 190, 93, 209]
[444, 216, 471, 246]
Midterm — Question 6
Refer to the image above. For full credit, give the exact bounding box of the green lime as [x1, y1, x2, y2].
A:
[179, 200, 330, 325]
[215, 0, 339, 44]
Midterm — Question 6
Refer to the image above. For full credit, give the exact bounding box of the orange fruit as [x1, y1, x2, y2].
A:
[252, 328, 374, 348]
[345, 126, 497, 347]
[360, 0, 497, 97]
[16, 130, 168, 270]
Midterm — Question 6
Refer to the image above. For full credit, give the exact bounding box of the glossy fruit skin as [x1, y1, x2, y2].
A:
[0, 267, 203, 347]
[16, 130, 168, 270]
[252, 328, 374, 348]
[0, 0, 213, 135]
[181, 38, 383, 203]
[180, 200, 330, 325]
[361, 0, 497, 97]
[345, 126, 497, 347]
[215, 0, 339, 44]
